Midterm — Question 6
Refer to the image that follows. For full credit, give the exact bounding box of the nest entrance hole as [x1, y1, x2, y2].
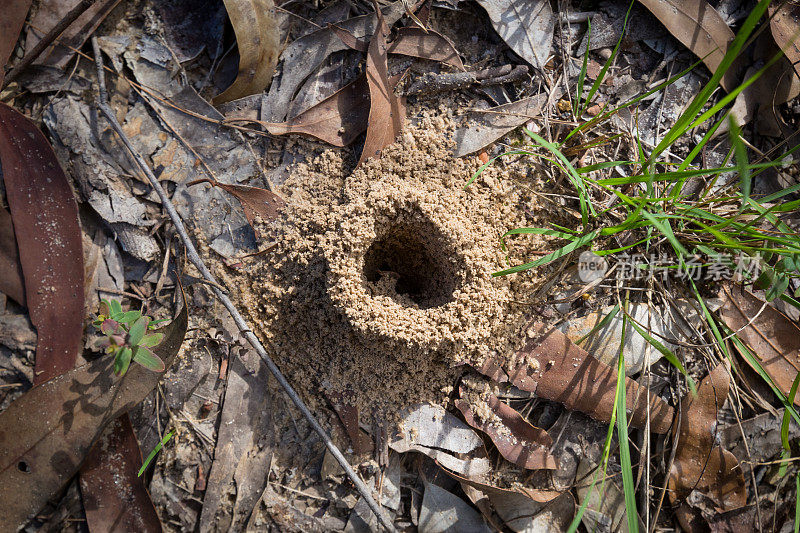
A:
[363, 213, 463, 309]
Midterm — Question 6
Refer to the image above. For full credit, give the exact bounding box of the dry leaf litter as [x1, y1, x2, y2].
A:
[226, 111, 554, 417]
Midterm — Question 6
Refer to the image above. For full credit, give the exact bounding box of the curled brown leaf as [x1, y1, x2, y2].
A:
[213, 0, 280, 104]
[455, 385, 556, 470]
[357, 1, 405, 166]
[668, 364, 747, 513]
[475, 321, 675, 433]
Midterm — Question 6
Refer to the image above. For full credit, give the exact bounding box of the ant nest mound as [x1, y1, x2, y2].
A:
[238, 113, 552, 413]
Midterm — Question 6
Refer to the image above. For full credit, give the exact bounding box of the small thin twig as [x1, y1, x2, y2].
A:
[3, 0, 96, 88]
[403, 64, 529, 96]
[90, 37, 396, 533]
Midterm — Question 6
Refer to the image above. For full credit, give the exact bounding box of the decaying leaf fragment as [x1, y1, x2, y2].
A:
[668, 364, 747, 515]
[455, 381, 556, 470]
[188, 179, 285, 231]
[476, 321, 675, 433]
[637, 0, 737, 91]
[213, 0, 280, 104]
[326, 387, 373, 455]
[0, 102, 84, 383]
[388, 403, 491, 477]
[0, 296, 187, 530]
[719, 285, 800, 405]
[357, 0, 405, 166]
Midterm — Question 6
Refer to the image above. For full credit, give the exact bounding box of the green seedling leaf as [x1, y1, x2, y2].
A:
[138, 429, 175, 477]
[115, 347, 133, 376]
[767, 274, 791, 302]
[781, 371, 800, 452]
[127, 316, 149, 347]
[108, 299, 123, 317]
[140, 332, 164, 348]
[133, 346, 165, 373]
[115, 310, 142, 324]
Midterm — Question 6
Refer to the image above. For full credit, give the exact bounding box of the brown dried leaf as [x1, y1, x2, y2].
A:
[668, 364, 747, 512]
[260, 75, 370, 146]
[388, 26, 464, 70]
[326, 387, 373, 455]
[0, 0, 32, 85]
[439, 463, 566, 503]
[719, 285, 800, 403]
[331, 24, 464, 70]
[729, 35, 800, 134]
[0, 102, 84, 383]
[0, 297, 187, 530]
[213, 0, 280, 104]
[770, 2, 800, 78]
[357, 1, 405, 166]
[453, 93, 552, 157]
[79, 414, 162, 532]
[637, 0, 737, 91]
[455, 388, 556, 470]
[261, 1, 406, 123]
[0, 206, 25, 306]
[190, 179, 285, 231]
[477, 321, 675, 433]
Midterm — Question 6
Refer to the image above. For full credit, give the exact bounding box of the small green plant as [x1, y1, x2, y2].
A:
[93, 298, 169, 376]
[138, 429, 175, 477]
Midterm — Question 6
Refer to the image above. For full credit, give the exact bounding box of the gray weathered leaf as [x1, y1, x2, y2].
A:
[474, 0, 554, 71]
[454, 93, 550, 156]
[419, 481, 491, 533]
[388, 403, 491, 477]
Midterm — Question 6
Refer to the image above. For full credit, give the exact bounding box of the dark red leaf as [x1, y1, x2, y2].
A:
[79, 414, 162, 532]
[0, 0, 32, 85]
[0, 102, 84, 383]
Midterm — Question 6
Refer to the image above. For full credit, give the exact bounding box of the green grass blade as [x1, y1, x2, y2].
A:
[616, 307, 639, 533]
[493, 230, 599, 276]
[138, 429, 175, 477]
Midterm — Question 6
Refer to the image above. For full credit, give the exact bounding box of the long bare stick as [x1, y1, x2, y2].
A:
[90, 37, 397, 533]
